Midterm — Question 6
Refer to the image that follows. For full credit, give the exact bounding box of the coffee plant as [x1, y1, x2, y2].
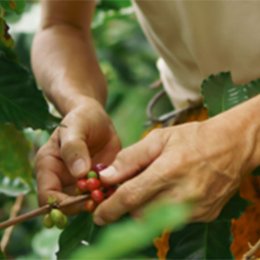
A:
[0, 0, 260, 259]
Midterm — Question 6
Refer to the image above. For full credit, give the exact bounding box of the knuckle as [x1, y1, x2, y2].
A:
[115, 150, 127, 163]
[61, 139, 75, 151]
[35, 143, 49, 162]
[113, 150, 128, 170]
[118, 185, 138, 209]
[157, 171, 172, 185]
[148, 128, 163, 139]
[60, 139, 79, 159]
[35, 151, 48, 171]
[147, 128, 167, 151]
[151, 161, 173, 184]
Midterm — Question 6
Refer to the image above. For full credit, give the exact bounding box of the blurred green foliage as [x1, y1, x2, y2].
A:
[70, 202, 192, 259]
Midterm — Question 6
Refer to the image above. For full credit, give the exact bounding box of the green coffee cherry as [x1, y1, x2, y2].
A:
[50, 209, 68, 230]
[43, 214, 54, 229]
[47, 196, 58, 206]
[50, 209, 64, 224]
[55, 215, 68, 229]
[87, 170, 98, 179]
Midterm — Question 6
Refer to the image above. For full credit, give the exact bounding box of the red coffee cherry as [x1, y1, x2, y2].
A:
[86, 178, 101, 191]
[102, 181, 112, 189]
[77, 179, 89, 192]
[105, 187, 116, 198]
[85, 199, 96, 213]
[92, 163, 107, 174]
[91, 189, 104, 203]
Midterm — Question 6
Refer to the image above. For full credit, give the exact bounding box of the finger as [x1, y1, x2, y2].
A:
[38, 188, 85, 215]
[37, 166, 85, 215]
[93, 159, 166, 225]
[36, 139, 76, 187]
[130, 190, 177, 220]
[99, 129, 166, 185]
[91, 128, 121, 166]
[36, 142, 82, 214]
[59, 124, 91, 178]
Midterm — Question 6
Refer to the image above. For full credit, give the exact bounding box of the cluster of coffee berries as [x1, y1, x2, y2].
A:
[43, 208, 68, 229]
[42, 163, 116, 230]
[77, 163, 116, 213]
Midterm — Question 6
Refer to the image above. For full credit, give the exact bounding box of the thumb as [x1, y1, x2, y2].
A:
[59, 125, 91, 178]
[99, 129, 164, 185]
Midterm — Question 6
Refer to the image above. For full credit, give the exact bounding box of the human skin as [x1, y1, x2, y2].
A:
[32, 0, 260, 221]
[32, 0, 121, 214]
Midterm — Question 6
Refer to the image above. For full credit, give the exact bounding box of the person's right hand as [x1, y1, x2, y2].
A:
[35, 98, 121, 214]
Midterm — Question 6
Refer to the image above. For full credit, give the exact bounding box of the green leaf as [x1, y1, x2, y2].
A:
[0, 0, 25, 15]
[0, 176, 30, 196]
[0, 43, 16, 60]
[57, 213, 101, 259]
[97, 0, 131, 11]
[0, 55, 59, 130]
[252, 167, 260, 176]
[143, 193, 247, 259]
[0, 124, 32, 183]
[32, 228, 61, 259]
[0, 249, 5, 259]
[168, 221, 232, 259]
[202, 72, 260, 117]
[0, 18, 14, 48]
[217, 192, 248, 220]
[71, 202, 191, 259]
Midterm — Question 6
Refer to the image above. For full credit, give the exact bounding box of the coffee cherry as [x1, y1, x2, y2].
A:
[102, 181, 112, 189]
[55, 215, 68, 230]
[43, 214, 54, 228]
[50, 209, 68, 229]
[92, 163, 107, 173]
[75, 187, 82, 195]
[87, 170, 98, 179]
[85, 199, 96, 213]
[105, 187, 116, 198]
[86, 178, 101, 191]
[47, 196, 58, 206]
[91, 189, 104, 203]
[50, 209, 64, 224]
[77, 179, 89, 192]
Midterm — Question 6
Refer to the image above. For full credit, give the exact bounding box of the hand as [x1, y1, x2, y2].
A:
[36, 98, 121, 214]
[93, 115, 257, 225]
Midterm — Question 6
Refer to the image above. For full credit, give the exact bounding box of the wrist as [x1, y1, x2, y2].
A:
[47, 74, 107, 116]
[214, 95, 260, 170]
[54, 92, 104, 116]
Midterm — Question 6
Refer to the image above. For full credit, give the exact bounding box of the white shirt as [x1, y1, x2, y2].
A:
[132, 0, 260, 109]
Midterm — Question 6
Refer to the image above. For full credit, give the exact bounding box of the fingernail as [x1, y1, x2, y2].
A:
[94, 216, 105, 226]
[99, 166, 118, 178]
[72, 159, 86, 176]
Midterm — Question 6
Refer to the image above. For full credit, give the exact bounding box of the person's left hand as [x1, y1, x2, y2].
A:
[93, 115, 258, 226]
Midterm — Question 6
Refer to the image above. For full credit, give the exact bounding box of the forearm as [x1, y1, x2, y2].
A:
[32, 24, 107, 115]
